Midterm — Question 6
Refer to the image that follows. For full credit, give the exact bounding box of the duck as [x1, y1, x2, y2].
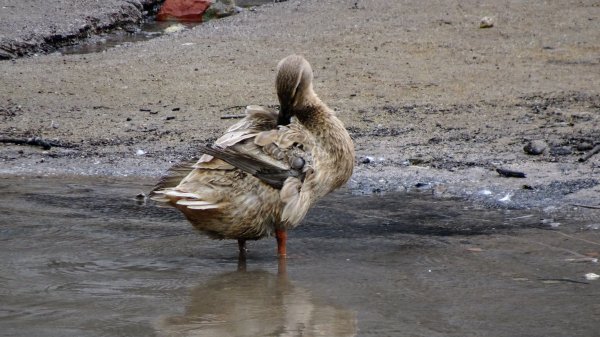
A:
[150, 55, 355, 258]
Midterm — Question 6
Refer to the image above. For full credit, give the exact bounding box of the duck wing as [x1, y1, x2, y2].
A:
[153, 105, 314, 192]
[195, 145, 303, 189]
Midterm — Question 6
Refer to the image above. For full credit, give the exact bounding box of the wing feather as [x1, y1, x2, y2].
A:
[196, 145, 302, 189]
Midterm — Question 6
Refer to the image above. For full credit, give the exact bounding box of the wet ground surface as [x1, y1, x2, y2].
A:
[0, 0, 284, 58]
[56, 20, 193, 56]
[1, 176, 600, 336]
[57, 1, 283, 56]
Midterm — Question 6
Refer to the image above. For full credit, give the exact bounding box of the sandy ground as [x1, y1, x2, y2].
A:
[1, 0, 600, 209]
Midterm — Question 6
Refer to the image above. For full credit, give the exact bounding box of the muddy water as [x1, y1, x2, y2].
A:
[58, 20, 198, 56]
[1, 176, 599, 337]
[58, 0, 284, 56]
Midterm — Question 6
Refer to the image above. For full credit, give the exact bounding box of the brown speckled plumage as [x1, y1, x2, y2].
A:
[151, 55, 355, 253]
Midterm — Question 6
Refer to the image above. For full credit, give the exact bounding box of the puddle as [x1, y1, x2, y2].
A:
[58, 0, 285, 56]
[1, 176, 599, 336]
[58, 20, 198, 55]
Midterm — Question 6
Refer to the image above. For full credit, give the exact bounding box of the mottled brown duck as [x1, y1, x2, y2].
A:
[151, 55, 355, 257]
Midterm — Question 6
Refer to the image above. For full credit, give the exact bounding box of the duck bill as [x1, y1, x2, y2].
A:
[277, 104, 292, 125]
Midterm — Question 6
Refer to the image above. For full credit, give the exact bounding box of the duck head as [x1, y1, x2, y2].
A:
[275, 55, 316, 125]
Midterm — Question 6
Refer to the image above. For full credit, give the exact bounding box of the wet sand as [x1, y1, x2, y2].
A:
[0, 0, 599, 209]
[1, 176, 599, 336]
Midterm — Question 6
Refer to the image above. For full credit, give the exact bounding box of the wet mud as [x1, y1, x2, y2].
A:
[0, 0, 284, 59]
[1, 176, 600, 336]
[0, 0, 163, 59]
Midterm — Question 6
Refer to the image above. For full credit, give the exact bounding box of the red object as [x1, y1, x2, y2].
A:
[156, 0, 211, 22]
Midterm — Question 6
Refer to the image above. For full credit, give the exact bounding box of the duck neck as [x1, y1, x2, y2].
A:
[293, 104, 327, 132]
[295, 102, 355, 192]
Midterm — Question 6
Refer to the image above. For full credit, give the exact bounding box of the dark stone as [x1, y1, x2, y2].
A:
[496, 168, 526, 178]
[523, 140, 547, 155]
[550, 146, 572, 156]
[577, 142, 594, 151]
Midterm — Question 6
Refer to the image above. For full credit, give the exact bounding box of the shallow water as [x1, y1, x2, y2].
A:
[59, 0, 283, 56]
[58, 20, 199, 56]
[1, 176, 599, 337]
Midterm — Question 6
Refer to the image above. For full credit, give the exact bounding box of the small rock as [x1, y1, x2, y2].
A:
[550, 146, 572, 156]
[479, 189, 492, 196]
[496, 168, 526, 178]
[479, 16, 494, 28]
[164, 24, 186, 34]
[524, 140, 547, 155]
[584, 273, 600, 281]
[135, 192, 146, 199]
[136, 149, 146, 156]
[360, 156, 374, 164]
[165, 116, 176, 120]
[499, 193, 512, 202]
[204, 0, 237, 19]
[576, 142, 594, 151]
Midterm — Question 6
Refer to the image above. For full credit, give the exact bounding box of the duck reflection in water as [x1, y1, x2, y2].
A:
[156, 259, 357, 337]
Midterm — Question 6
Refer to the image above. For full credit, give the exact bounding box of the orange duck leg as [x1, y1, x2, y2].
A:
[276, 229, 287, 257]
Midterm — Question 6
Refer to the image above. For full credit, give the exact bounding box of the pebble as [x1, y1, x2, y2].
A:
[584, 273, 600, 281]
[523, 140, 547, 155]
[550, 146, 572, 156]
[136, 149, 146, 156]
[480, 16, 494, 28]
[360, 156, 374, 164]
[576, 142, 594, 151]
[164, 24, 186, 34]
[479, 189, 492, 196]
